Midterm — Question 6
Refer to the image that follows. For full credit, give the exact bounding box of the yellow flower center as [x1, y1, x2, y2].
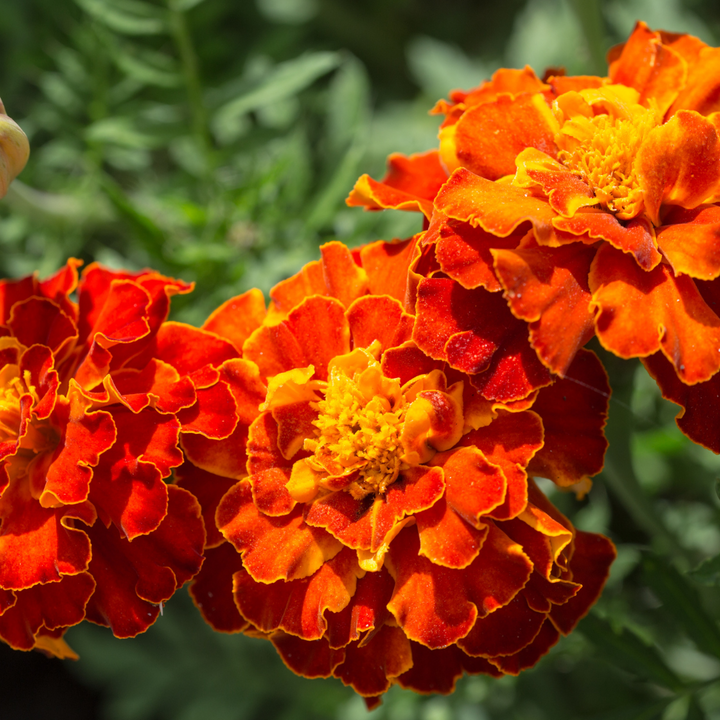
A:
[305, 363, 407, 499]
[554, 86, 660, 220]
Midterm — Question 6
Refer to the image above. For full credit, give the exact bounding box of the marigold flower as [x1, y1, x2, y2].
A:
[348, 22, 720, 451]
[0, 98, 29, 197]
[0, 261, 215, 656]
[184, 240, 615, 707]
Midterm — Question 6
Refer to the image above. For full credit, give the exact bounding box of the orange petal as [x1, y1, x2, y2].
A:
[656, 205, 720, 280]
[529, 349, 609, 486]
[232, 547, 360, 640]
[669, 45, 720, 116]
[415, 494, 490, 569]
[493, 244, 596, 376]
[609, 22, 686, 115]
[449, 94, 558, 180]
[513, 147, 596, 217]
[217, 480, 342, 582]
[637, 111, 720, 225]
[460, 410, 543, 520]
[202, 288, 266, 352]
[435, 169, 556, 243]
[553, 211, 660, 271]
[89, 407, 181, 540]
[381, 341, 445, 386]
[359, 237, 419, 308]
[387, 523, 533, 648]
[305, 465, 444, 553]
[326, 567, 395, 649]
[549, 530, 616, 634]
[347, 152, 447, 218]
[317, 242, 370, 309]
[181, 423, 250, 480]
[346, 295, 413, 353]
[589, 244, 720, 383]
[0, 486, 94, 590]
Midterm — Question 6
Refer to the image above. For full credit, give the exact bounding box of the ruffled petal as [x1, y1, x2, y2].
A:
[202, 289, 266, 353]
[589, 244, 720, 383]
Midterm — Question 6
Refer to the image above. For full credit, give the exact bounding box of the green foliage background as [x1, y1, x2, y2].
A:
[4, 0, 720, 718]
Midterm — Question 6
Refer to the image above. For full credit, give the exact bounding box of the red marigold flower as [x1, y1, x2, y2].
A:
[184, 241, 616, 707]
[0, 260, 209, 656]
[347, 22, 720, 451]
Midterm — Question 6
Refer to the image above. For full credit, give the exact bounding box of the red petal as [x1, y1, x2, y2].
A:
[188, 541, 248, 632]
[89, 407, 181, 540]
[84, 485, 204, 637]
[181, 423, 249, 480]
[435, 219, 525, 292]
[174, 462, 237, 548]
[0, 481, 94, 590]
[0, 572, 94, 650]
[333, 624, 413, 697]
[268, 261, 326, 318]
[177, 381, 238, 439]
[318, 242, 370, 309]
[271, 632, 345, 678]
[110, 359, 196, 414]
[490, 618, 559, 674]
[458, 591, 545, 657]
[529, 349, 609, 486]
[8, 297, 78, 361]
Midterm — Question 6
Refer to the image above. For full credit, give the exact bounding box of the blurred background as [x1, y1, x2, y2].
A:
[4, 0, 720, 718]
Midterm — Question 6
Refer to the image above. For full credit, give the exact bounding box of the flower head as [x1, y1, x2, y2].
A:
[0, 261, 211, 656]
[348, 22, 720, 451]
[185, 241, 615, 706]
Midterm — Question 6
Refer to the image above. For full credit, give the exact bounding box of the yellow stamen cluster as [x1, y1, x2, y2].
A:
[556, 98, 659, 220]
[306, 366, 407, 499]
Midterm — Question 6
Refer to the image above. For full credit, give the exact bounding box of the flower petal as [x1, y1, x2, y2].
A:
[492, 244, 596, 375]
[359, 237, 419, 307]
[347, 295, 413, 353]
[589, 244, 720, 383]
[636, 111, 720, 225]
[217, 480, 342, 582]
[202, 288, 266, 353]
[529, 349, 609, 486]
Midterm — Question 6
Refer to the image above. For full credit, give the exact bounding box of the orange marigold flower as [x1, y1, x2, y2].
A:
[348, 22, 720, 451]
[184, 241, 616, 707]
[0, 260, 213, 656]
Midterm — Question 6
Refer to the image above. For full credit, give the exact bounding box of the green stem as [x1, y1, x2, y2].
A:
[166, 1, 212, 164]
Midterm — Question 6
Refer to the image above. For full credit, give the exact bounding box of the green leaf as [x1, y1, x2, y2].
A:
[566, 0, 607, 73]
[74, 0, 167, 35]
[588, 699, 674, 720]
[643, 554, 720, 659]
[689, 554, 720, 587]
[579, 613, 685, 691]
[111, 43, 181, 87]
[211, 52, 341, 144]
